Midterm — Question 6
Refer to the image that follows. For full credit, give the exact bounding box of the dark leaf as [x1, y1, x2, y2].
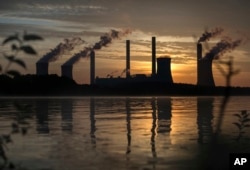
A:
[20, 45, 37, 55]
[243, 113, 249, 119]
[11, 44, 18, 51]
[23, 33, 43, 41]
[244, 124, 250, 127]
[241, 110, 247, 116]
[8, 162, 15, 169]
[0, 65, 2, 72]
[233, 114, 241, 119]
[21, 127, 28, 135]
[13, 59, 26, 69]
[243, 118, 250, 123]
[6, 70, 20, 77]
[2, 34, 20, 45]
[232, 122, 241, 129]
[4, 55, 15, 62]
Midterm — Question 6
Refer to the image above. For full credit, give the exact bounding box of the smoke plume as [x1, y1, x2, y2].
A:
[204, 37, 242, 60]
[198, 27, 224, 43]
[37, 37, 85, 63]
[62, 29, 131, 66]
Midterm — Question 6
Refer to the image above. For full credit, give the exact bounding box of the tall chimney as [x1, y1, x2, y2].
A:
[157, 57, 173, 83]
[152, 37, 156, 76]
[90, 50, 95, 85]
[61, 65, 73, 79]
[197, 43, 215, 86]
[197, 43, 202, 85]
[126, 40, 130, 78]
[36, 62, 48, 75]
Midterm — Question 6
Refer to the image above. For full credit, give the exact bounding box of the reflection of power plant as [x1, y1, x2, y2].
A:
[197, 43, 215, 86]
[197, 97, 214, 144]
[96, 37, 173, 86]
[36, 100, 50, 134]
[61, 99, 73, 132]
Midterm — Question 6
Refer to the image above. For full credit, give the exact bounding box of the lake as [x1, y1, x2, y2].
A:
[0, 96, 250, 170]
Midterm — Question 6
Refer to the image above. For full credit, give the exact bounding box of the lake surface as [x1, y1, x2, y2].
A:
[0, 96, 250, 170]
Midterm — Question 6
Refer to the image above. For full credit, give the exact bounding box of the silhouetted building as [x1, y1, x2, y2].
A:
[197, 43, 215, 86]
[152, 37, 156, 76]
[36, 62, 48, 75]
[157, 57, 173, 83]
[95, 37, 174, 87]
[90, 50, 95, 85]
[61, 65, 73, 79]
[126, 40, 131, 78]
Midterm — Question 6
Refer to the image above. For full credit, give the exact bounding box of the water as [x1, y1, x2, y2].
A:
[0, 96, 250, 170]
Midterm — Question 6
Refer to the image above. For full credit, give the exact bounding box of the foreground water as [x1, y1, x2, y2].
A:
[0, 96, 250, 170]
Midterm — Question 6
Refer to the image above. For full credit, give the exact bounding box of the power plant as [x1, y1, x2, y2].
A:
[35, 28, 241, 87]
[197, 43, 215, 86]
[95, 36, 174, 86]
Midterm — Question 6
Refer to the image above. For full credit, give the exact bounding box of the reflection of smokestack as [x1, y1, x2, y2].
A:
[90, 50, 95, 85]
[152, 37, 156, 76]
[126, 40, 130, 78]
[197, 97, 214, 144]
[157, 57, 173, 83]
[36, 62, 48, 75]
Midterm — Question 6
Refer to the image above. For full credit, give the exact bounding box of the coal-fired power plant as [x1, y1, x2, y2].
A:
[197, 43, 215, 86]
[95, 36, 174, 86]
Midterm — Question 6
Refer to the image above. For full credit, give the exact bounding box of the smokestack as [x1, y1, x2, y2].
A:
[197, 43, 215, 86]
[61, 65, 73, 79]
[90, 50, 95, 85]
[157, 57, 173, 83]
[152, 37, 156, 76]
[36, 62, 48, 75]
[126, 40, 130, 78]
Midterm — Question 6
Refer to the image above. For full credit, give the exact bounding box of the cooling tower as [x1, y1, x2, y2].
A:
[90, 50, 95, 85]
[197, 43, 215, 86]
[126, 40, 130, 78]
[36, 62, 48, 75]
[61, 65, 73, 79]
[152, 37, 156, 76]
[157, 57, 173, 83]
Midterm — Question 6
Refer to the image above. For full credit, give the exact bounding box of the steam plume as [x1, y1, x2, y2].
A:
[62, 29, 131, 66]
[204, 37, 242, 60]
[198, 27, 224, 43]
[37, 37, 85, 63]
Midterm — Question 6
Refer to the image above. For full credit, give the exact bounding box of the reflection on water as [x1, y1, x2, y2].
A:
[197, 97, 214, 144]
[0, 96, 250, 170]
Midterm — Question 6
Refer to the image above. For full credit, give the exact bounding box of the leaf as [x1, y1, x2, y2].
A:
[243, 118, 250, 123]
[6, 70, 20, 77]
[2, 34, 20, 45]
[0, 65, 2, 72]
[244, 124, 250, 127]
[11, 44, 18, 51]
[23, 33, 43, 41]
[241, 110, 247, 116]
[4, 55, 15, 62]
[232, 122, 241, 129]
[20, 45, 37, 55]
[13, 59, 26, 69]
[233, 114, 241, 119]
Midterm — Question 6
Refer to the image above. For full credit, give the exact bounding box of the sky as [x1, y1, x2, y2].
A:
[0, 0, 250, 86]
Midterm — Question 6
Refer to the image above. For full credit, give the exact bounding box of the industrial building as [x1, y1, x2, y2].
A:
[95, 37, 174, 87]
[36, 36, 216, 88]
[197, 43, 215, 86]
